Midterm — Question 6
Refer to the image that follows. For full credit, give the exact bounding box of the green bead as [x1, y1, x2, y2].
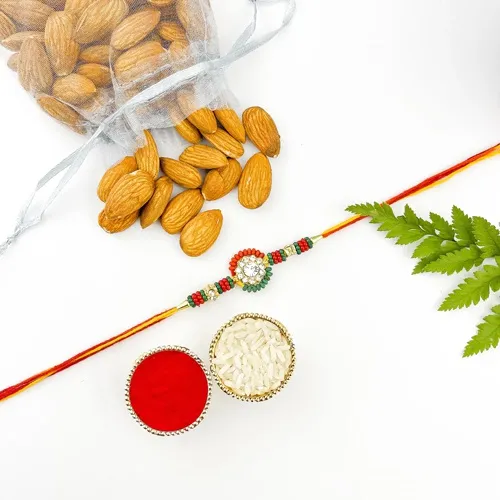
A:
[200, 290, 207, 301]
[305, 237, 313, 248]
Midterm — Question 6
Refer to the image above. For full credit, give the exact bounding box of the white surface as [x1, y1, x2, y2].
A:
[1, 0, 500, 498]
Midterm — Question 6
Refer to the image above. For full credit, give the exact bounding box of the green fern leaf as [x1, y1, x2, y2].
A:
[412, 236, 444, 259]
[412, 241, 461, 274]
[418, 217, 436, 235]
[423, 246, 482, 275]
[472, 216, 500, 258]
[463, 305, 500, 357]
[439, 259, 500, 311]
[346, 203, 379, 217]
[404, 205, 420, 227]
[429, 213, 455, 240]
[452, 206, 474, 246]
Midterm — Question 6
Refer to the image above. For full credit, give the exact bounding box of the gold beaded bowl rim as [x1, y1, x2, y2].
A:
[209, 313, 296, 403]
[125, 345, 212, 437]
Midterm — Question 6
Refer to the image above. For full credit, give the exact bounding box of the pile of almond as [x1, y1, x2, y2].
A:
[98, 105, 281, 257]
[0, 0, 283, 257]
[0, 0, 219, 132]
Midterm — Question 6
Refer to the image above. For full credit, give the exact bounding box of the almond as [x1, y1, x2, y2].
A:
[37, 94, 85, 133]
[202, 128, 244, 159]
[176, 0, 207, 41]
[0, 11, 15, 40]
[2, 31, 44, 51]
[168, 38, 190, 63]
[140, 176, 173, 228]
[238, 153, 272, 209]
[180, 209, 223, 257]
[65, 0, 95, 18]
[105, 170, 155, 219]
[177, 88, 216, 134]
[242, 106, 281, 158]
[161, 188, 203, 234]
[98, 209, 138, 233]
[160, 158, 202, 189]
[18, 38, 53, 94]
[157, 21, 185, 42]
[174, 118, 201, 144]
[76, 63, 111, 87]
[214, 108, 246, 143]
[0, 0, 53, 30]
[7, 52, 18, 71]
[78, 87, 113, 122]
[179, 145, 228, 170]
[97, 156, 137, 202]
[74, 0, 129, 44]
[202, 170, 224, 201]
[111, 8, 161, 51]
[45, 12, 80, 77]
[218, 158, 242, 195]
[52, 73, 97, 105]
[79, 44, 112, 65]
[114, 40, 165, 83]
[135, 130, 159, 178]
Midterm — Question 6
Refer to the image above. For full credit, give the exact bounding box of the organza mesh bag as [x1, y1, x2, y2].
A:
[0, 0, 295, 252]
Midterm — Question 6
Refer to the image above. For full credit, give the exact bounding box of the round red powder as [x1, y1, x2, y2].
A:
[128, 349, 209, 433]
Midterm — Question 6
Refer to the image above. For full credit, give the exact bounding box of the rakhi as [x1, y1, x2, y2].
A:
[1, 142, 499, 403]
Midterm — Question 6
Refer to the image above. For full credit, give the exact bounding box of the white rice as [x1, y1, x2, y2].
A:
[213, 318, 292, 397]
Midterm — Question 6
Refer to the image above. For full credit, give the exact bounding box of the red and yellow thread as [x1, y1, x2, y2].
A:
[1, 142, 500, 403]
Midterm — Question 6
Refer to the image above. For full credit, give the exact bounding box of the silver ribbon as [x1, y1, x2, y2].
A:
[0, 0, 296, 256]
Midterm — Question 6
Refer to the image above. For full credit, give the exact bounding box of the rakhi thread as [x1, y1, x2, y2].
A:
[1, 142, 500, 403]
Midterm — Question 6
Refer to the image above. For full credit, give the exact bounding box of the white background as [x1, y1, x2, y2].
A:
[1, 0, 500, 498]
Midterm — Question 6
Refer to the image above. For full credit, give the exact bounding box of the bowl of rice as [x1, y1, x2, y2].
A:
[209, 313, 296, 402]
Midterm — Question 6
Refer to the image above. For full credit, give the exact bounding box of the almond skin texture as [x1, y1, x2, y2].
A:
[238, 153, 272, 209]
[214, 108, 246, 143]
[37, 94, 85, 133]
[18, 38, 53, 94]
[114, 40, 164, 83]
[74, 0, 129, 44]
[157, 21, 185, 42]
[180, 209, 223, 257]
[202, 128, 244, 159]
[65, 0, 95, 18]
[111, 8, 161, 51]
[52, 73, 97, 105]
[160, 158, 202, 189]
[0, 11, 15, 40]
[1, 31, 44, 51]
[135, 130, 159, 178]
[140, 176, 173, 228]
[176, 0, 207, 41]
[45, 12, 80, 77]
[97, 156, 137, 202]
[177, 89, 217, 134]
[169, 102, 201, 143]
[242, 106, 281, 158]
[218, 158, 242, 196]
[148, 0, 176, 7]
[0, 0, 53, 30]
[161, 189, 204, 234]
[179, 145, 229, 170]
[104, 170, 155, 219]
[98, 210, 138, 233]
[76, 63, 111, 87]
[202, 170, 225, 201]
[79, 44, 112, 64]
[175, 118, 202, 144]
